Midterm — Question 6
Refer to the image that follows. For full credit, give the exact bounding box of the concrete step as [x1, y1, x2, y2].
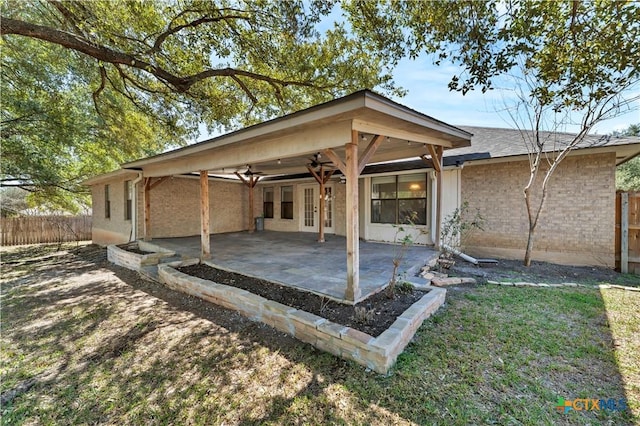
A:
[158, 255, 182, 264]
[139, 265, 160, 282]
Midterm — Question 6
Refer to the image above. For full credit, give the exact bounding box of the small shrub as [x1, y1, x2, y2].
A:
[319, 296, 331, 313]
[353, 306, 376, 324]
[439, 202, 484, 271]
[396, 281, 414, 295]
[387, 211, 418, 299]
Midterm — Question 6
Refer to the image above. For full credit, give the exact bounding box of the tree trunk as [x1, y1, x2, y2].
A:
[524, 226, 535, 267]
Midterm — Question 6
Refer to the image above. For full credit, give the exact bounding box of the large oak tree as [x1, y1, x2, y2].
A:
[1, 0, 397, 211]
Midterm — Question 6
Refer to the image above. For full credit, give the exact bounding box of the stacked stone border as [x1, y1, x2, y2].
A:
[158, 260, 446, 374]
[486, 280, 639, 291]
[107, 242, 175, 272]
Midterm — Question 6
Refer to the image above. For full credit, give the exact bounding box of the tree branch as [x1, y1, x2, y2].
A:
[1, 17, 324, 94]
[229, 75, 258, 104]
[92, 65, 106, 115]
[47, 0, 84, 35]
[0, 113, 40, 126]
[150, 14, 250, 53]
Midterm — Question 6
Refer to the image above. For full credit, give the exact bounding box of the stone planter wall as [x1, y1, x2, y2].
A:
[107, 243, 175, 272]
[158, 261, 446, 374]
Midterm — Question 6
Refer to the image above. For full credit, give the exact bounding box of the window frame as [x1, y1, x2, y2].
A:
[104, 184, 111, 219]
[370, 173, 428, 225]
[263, 187, 274, 219]
[124, 180, 132, 221]
[280, 186, 294, 220]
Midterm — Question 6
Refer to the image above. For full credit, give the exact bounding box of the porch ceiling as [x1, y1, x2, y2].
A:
[203, 133, 446, 177]
[124, 90, 472, 178]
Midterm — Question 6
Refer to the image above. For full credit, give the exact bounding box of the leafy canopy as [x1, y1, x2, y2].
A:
[1, 31, 181, 211]
[345, 0, 639, 112]
[1, 0, 398, 211]
[615, 124, 640, 191]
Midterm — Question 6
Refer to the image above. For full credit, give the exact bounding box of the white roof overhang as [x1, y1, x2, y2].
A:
[122, 90, 472, 178]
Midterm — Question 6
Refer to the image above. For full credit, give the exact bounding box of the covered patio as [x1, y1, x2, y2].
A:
[147, 231, 438, 303]
[124, 90, 471, 302]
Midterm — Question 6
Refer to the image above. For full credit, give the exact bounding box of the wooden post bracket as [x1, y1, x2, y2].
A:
[324, 134, 383, 176]
[358, 134, 383, 174]
[323, 148, 346, 175]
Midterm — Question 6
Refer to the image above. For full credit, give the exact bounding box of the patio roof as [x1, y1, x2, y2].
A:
[123, 89, 472, 178]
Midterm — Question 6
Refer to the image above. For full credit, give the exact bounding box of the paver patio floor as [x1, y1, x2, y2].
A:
[149, 231, 437, 303]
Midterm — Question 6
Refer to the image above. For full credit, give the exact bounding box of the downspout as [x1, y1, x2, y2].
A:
[429, 170, 437, 244]
[130, 172, 144, 242]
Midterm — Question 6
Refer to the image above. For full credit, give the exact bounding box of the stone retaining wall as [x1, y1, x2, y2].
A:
[107, 243, 175, 271]
[158, 261, 446, 374]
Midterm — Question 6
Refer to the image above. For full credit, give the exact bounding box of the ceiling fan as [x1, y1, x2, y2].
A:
[307, 153, 332, 169]
[240, 165, 264, 177]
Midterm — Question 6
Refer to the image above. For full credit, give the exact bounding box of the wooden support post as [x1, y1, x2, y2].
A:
[434, 146, 443, 250]
[424, 145, 444, 249]
[319, 169, 326, 243]
[143, 178, 151, 241]
[235, 172, 260, 232]
[621, 192, 629, 274]
[307, 164, 335, 243]
[248, 176, 255, 232]
[345, 130, 360, 301]
[200, 171, 211, 259]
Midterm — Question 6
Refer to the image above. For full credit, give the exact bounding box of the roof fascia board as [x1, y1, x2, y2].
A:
[82, 169, 139, 186]
[461, 144, 630, 167]
[363, 92, 473, 139]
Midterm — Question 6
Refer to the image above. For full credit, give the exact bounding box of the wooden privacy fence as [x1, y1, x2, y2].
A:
[1, 215, 92, 246]
[615, 191, 640, 274]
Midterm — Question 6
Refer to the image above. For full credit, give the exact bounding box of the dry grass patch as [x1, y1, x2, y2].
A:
[1, 244, 638, 425]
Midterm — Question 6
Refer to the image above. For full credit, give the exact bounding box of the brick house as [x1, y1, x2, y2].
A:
[84, 90, 639, 296]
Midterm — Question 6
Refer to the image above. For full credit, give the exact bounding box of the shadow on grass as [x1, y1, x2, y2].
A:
[1, 245, 637, 425]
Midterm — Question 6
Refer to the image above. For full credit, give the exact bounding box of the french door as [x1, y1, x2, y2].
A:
[299, 184, 334, 233]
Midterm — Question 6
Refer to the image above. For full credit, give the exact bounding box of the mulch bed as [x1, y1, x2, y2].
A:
[178, 264, 427, 337]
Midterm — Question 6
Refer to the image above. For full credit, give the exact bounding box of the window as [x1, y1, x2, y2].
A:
[104, 184, 111, 219]
[263, 187, 274, 218]
[124, 180, 133, 220]
[281, 186, 293, 219]
[371, 173, 427, 225]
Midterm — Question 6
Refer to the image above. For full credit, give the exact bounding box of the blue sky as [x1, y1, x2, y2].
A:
[386, 56, 639, 135]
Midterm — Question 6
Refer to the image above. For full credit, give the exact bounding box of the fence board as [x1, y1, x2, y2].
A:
[615, 191, 640, 274]
[1, 215, 92, 246]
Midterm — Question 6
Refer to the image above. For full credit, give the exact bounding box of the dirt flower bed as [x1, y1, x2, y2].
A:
[115, 243, 149, 255]
[450, 257, 639, 286]
[178, 264, 426, 337]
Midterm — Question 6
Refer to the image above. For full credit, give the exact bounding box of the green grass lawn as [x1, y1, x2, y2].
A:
[1, 245, 638, 425]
